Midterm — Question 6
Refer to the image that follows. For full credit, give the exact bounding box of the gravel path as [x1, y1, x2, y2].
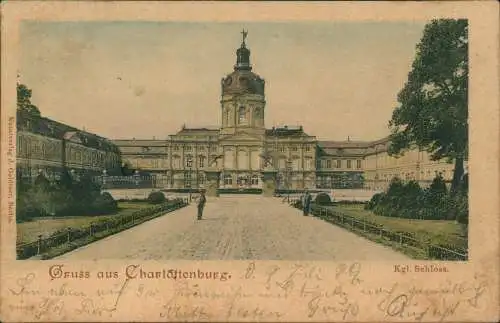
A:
[57, 196, 409, 260]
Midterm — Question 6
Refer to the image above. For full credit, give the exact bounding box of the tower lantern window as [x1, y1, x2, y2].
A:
[238, 106, 247, 123]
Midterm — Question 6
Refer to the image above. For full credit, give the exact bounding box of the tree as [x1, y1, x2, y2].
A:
[388, 19, 468, 195]
[17, 83, 41, 117]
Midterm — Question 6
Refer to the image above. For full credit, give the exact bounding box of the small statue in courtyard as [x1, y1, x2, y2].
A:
[209, 155, 223, 167]
[260, 153, 273, 168]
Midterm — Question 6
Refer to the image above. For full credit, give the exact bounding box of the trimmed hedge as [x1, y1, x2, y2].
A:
[217, 188, 263, 194]
[314, 193, 331, 205]
[147, 191, 166, 204]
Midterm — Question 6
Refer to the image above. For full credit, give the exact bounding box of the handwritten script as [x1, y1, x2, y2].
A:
[3, 263, 490, 321]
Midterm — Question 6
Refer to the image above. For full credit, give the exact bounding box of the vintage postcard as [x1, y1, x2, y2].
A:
[1, 1, 499, 322]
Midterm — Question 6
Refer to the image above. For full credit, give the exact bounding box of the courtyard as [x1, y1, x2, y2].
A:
[57, 195, 408, 260]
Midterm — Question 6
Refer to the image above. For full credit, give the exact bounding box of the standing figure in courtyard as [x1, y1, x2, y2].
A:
[302, 189, 312, 216]
[197, 190, 206, 220]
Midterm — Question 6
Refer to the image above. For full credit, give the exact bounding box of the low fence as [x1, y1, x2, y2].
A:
[290, 199, 467, 261]
[16, 199, 188, 260]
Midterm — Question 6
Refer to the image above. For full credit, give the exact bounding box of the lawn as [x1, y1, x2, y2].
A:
[325, 204, 467, 250]
[17, 201, 152, 245]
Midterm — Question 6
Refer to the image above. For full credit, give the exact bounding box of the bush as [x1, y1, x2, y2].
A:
[314, 193, 331, 205]
[366, 192, 384, 210]
[366, 175, 464, 220]
[147, 191, 166, 204]
[455, 192, 468, 225]
[429, 173, 447, 196]
[16, 170, 118, 222]
[398, 181, 423, 218]
[90, 192, 118, 215]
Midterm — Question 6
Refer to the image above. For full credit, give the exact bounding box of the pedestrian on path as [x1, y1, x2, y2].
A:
[302, 189, 312, 216]
[197, 190, 206, 220]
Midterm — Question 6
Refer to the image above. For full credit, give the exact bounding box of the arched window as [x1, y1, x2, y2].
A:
[224, 174, 232, 185]
[173, 155, 181, 169]
[238, 106, 246, 124]
[254, 108, 261, 119]
[224, 149, 234, 169]
[305, 157, 313, 170]
[238, 150, 248, 169]
[279, 158, 286, 170]
[198, 155, 205, 168]
[251, 174, 259, 186]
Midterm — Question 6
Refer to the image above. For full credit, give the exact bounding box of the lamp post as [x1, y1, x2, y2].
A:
[187, 157, 193, 202]
[286, 159, 293, 203]
[102, 169, 107, 189]
[134, 170, 140, 187]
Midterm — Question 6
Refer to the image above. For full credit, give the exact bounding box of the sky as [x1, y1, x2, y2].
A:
[20, 21, 426, 141]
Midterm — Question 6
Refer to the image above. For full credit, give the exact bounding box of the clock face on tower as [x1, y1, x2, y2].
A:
[225, 76, 232, 86]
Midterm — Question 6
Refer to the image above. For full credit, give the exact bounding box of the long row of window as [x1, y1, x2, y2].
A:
[174, 145, 218, 152]
[270, 145, 312, 152]
[222, 174, 260, 186]
[319, 159, 362, 169]
[18, 134, 120, 168]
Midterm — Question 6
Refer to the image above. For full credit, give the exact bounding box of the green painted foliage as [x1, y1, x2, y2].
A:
[147, 191, 167, 204]
[314, 193, 331, 205]
[367, 174, 467, 222]
[16, 173, 118, 222]
[17, 83, 41, 117]
[389, 19, 468, 193]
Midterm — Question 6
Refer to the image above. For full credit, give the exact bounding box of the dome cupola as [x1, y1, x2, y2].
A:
[221, 29, 265, 96]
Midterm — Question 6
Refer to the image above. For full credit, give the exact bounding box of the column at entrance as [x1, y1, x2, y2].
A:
[261, 167, 278, 197]
[204, 168, 221, 197]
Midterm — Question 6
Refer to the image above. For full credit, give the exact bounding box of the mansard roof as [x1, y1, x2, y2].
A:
[265, 126, 310, 137]
[17, 111, 119, 153]
[317, 140, 372, 149]
[111, 139, 169, 146]
[176, 125, 220, 135]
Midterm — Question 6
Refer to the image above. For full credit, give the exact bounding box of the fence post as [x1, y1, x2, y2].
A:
[37, 234, 43, 255]
[399, 233, 403, 245]
[351, 217, 354, 229]
[89, 224, 93, 237]
[67, 228, 71, 243]
[363, 220, 366, 232]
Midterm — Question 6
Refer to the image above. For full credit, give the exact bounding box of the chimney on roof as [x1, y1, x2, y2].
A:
[284, 125, 288, 129]
[347, 136, 350, 142]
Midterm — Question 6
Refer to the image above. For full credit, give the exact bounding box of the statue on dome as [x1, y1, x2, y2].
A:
[241, 29, 248, 46]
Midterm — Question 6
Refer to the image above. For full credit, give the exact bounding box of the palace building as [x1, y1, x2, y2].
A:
[16, 110, 122, 180]
[111, 31, 457, 193]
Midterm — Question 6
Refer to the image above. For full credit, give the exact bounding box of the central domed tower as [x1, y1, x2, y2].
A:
[220, 30, 266, 136]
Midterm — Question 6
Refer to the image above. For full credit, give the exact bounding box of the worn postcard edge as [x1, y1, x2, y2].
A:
[0, 1, 499, 322]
